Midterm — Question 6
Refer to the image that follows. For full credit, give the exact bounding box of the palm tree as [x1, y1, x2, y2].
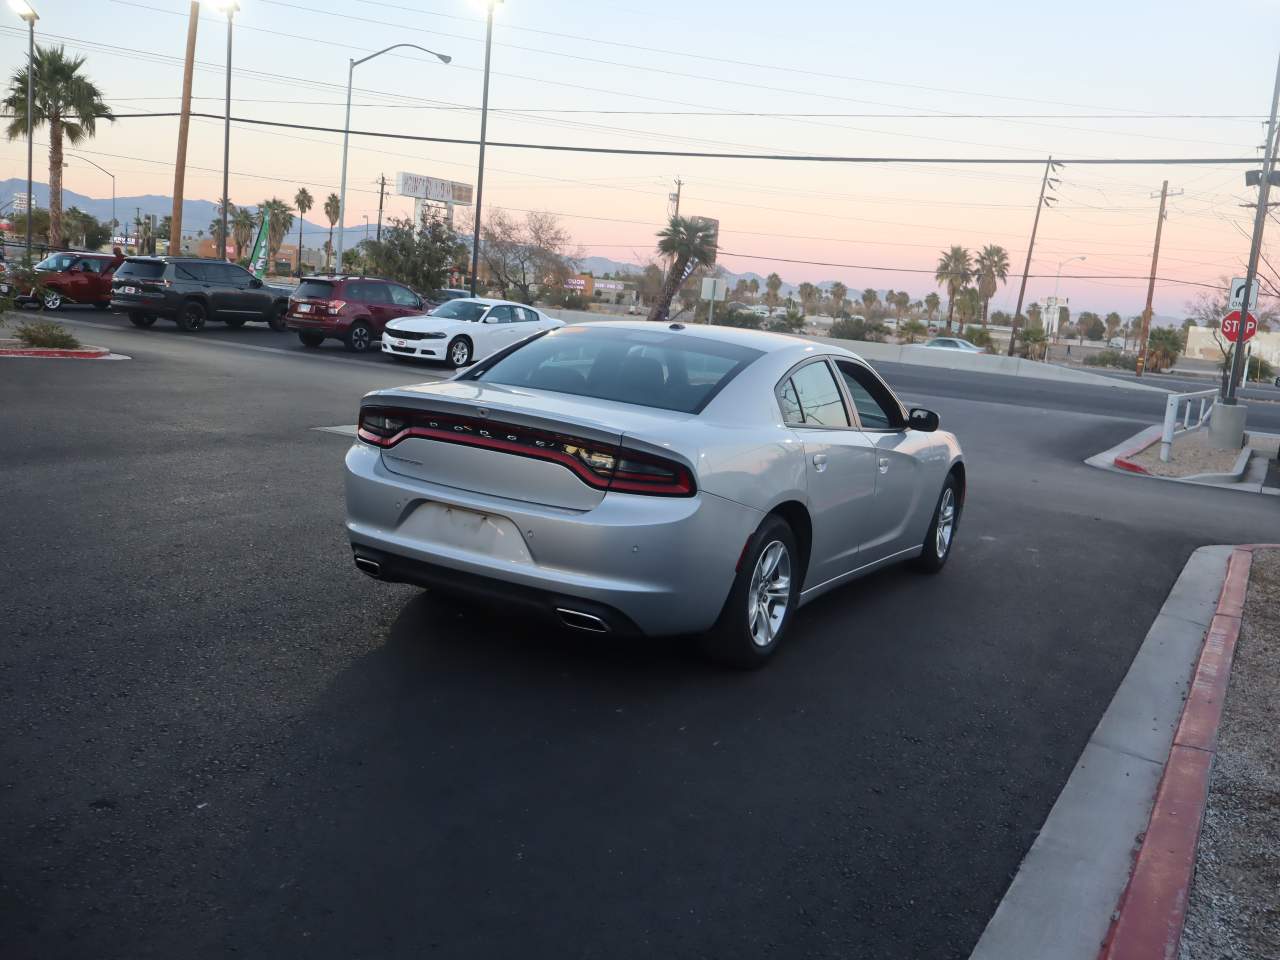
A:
[1105, 311, 1123, 345]
[323, 192, 341, 271]
[955, 287, 982, 332]
[935, 246, 973, 332]
[829, 281, 847, 317]
[924, 292, 940, 321]
[3, 46, 112, 249]
[797, 282, 819, 315]
[747, 278, 759, 299]
[231, 206, 254, 262]
[860, 288, 879, 317]
[646, 216, 718, 321]
[256, 198, 293, 267]
[892, 290, 911, 321]
[763, 272, 783, 313]
[294, 187, 313, 277]
[973, 244, 1010, 325]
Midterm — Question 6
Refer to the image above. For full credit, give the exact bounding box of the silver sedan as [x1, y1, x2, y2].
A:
[345, 322, 965, 666]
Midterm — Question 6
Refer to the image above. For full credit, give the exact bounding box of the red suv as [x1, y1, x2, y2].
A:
[285, 276, 429, 352]
[22, 250, 124, 310]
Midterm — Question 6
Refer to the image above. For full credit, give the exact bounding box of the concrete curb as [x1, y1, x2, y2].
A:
[1097, 545, 1276, 960]
[0, 344, 110, 359]
[1087, 426, 1276, 494]
[968, 546, 1233, 960]
[1109, 427, 1162, 474]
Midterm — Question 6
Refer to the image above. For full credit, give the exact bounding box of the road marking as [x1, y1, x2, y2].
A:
[313, 425, 358, 437]
[50, 316, 453, 378]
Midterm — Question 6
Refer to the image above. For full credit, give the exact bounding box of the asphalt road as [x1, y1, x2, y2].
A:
[3, 314, 1280, 960]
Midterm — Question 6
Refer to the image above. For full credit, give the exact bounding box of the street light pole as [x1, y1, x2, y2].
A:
[469, 0, 499, 297]
[215, 0, 238, 261]
[71, 155, 115, 247]
[1050, 255, 1084, 346]
[11, 1, 38, 261]
[336, 43, 451, 272]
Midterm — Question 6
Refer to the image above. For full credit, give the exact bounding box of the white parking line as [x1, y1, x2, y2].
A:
[313, 425, 358, 437]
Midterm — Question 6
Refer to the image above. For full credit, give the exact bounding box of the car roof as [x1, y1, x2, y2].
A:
[566, 319, 865, 363]
[299, 274, 403, 284]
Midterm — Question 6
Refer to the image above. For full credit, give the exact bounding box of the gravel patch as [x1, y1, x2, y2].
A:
[1180, 549, 1280, 960]
[1130, 428, 1244, 478]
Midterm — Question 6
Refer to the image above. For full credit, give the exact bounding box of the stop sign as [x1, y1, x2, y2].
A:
[1222, 311, 1257, 343]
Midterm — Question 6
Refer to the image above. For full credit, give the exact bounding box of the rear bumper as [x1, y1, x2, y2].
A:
[343, 442, 760, 637]
[286, 313, 347, 334]
[110, 293, 173, 316]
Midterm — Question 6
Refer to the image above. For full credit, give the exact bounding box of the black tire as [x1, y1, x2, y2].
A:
[128, 311, 156, 328]
[910, 473, 961, 574]
[701, 514, 800, 669]
[446, 335, 473, 368]
[298, 332, 325, 348]
[267, 303, 288, 332]
[223, 315, 247, 328]
[344, 320, 375, 353]
[175, 299, 207, 332]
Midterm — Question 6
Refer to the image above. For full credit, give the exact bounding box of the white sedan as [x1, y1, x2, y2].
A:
[382, 298, 564, 367]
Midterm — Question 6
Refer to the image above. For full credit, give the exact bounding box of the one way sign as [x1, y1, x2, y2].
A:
[1229, 277, 1259, 312]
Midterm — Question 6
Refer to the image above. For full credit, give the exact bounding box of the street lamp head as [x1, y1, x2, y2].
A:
[8, 0, 38, 22]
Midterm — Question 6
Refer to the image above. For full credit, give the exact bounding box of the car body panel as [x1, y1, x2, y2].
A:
[285, 276, 426, 342]
[109, 257, 289, 323]
[346, 322, 965, 636]
[23, 251, 122, 306]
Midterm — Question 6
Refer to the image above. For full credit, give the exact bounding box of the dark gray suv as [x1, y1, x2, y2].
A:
[110, 257, 291, 332]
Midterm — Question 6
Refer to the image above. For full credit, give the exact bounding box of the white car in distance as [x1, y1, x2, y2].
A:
[383, 298, 564, 367]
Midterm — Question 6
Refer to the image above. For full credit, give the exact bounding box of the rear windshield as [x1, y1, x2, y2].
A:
[431, 300, 488, 322]
[471, 326, 762, 414]
[294, 279, 336, 299]
[115, 260, 166, 280]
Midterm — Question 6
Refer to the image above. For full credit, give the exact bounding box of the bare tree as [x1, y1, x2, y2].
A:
[480, 209, 576, 304]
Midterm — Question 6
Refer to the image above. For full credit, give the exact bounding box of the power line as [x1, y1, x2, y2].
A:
[103, 112, 1266, 165]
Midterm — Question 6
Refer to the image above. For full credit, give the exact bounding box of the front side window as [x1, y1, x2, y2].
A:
[389, 285, 419, 307]
[787, 361, 850, 427]
[37, 253, 77, 272]
[836, 360, 904, 431]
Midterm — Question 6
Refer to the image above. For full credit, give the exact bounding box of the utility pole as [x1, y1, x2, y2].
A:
[376, 174, 386, 242]
[1006, 157, 1059, 356]
[1225, 51, 1280, 406]
[1135, 181, 1169, 378]
[169, 2, 199, 256]
[669, 177, 683, 220]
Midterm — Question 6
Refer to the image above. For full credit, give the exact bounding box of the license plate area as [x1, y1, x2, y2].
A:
[400, 501, 531, 563]
[296, 303, 311, 313]
[119, 285, 139, 295]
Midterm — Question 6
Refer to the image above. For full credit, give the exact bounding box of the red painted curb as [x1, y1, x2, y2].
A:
[0, 346, 110, 359]
[1112, 431, 1158, 474]
[1097, 546, 1275, 960]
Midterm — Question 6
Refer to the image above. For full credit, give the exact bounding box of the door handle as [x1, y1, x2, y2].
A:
[812, 453, 828, 472]
[878, 456, 890, 474]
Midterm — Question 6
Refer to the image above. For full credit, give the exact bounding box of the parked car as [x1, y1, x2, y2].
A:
[921, 336, 983, 352]
[286, 275, 428, 353]
[17, 250, 124, 310]
[346, 322, 965, 667]
[382, 297, 564, 367]
[110, 257, 291, 331]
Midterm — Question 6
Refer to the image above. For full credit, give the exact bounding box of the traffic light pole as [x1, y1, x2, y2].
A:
[1225, 51, 1280, 404]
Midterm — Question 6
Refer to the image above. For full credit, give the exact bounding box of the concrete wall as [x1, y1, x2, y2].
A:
[1185, 325, 1280, 365]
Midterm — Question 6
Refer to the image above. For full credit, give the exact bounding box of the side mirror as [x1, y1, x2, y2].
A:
[909, 407, 940, 432]
[249, 276, 263, 288]
[483, 313, 500, 324]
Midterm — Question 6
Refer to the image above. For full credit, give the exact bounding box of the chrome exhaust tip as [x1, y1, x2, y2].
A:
[354, 556, 382, 577]
[556, 608, 610, 633]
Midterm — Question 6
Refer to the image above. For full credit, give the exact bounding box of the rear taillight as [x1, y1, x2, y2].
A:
[356, 406, 695, 497]
[327, 300, 347, 315]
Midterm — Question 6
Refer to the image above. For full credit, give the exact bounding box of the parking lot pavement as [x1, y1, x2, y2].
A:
[3, 326, 1280, 960]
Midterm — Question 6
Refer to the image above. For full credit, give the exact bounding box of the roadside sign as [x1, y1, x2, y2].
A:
[1228, 278, 1259, 312]
[700, 277, 728, 301]
[1221, 310, 1257, 343]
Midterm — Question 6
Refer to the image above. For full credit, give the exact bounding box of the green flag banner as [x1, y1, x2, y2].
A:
[247, 207, 271, 279]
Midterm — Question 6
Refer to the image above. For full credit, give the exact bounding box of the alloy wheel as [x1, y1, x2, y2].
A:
[450, 340, 470, 365]
[935, 488, 956, 558]
[747, 540, 791, 648]
[43, 292, 62, 310]
[350, 325, 370, 351]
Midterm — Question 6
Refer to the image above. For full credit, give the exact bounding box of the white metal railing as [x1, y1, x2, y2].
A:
[1160, 389, 1217, 462]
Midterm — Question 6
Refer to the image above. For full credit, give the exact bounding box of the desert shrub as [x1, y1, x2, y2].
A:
[966, 327, 994, 350]
[831, 317, 888, 342]
[15, 318, 81, 350]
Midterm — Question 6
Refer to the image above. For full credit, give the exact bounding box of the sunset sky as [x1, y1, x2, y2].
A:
[1, 0, 1277, 316]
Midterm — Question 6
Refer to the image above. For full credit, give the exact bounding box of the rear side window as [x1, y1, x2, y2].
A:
[471, 326, 762, 414]
[174, 262, 207, 282]
[784, 361, 850, 427]
[295, 279, 335, 300]
[115, 260, 166, 280]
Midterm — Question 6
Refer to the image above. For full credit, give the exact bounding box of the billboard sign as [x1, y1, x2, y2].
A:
[595, 280, 625, 293]
[396, 172, 474, 205]
[564, 277, 588, 290]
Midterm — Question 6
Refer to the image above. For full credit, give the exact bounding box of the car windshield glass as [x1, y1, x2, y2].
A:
[430, 300, 488, 322]
[472, 326, 762, 414]
[36, 254, 77, 272]
[115, 260, 166, 279]
[295, 280, 335, 299]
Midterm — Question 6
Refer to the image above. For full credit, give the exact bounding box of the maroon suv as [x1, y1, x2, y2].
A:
[285, 276, 428, 353]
